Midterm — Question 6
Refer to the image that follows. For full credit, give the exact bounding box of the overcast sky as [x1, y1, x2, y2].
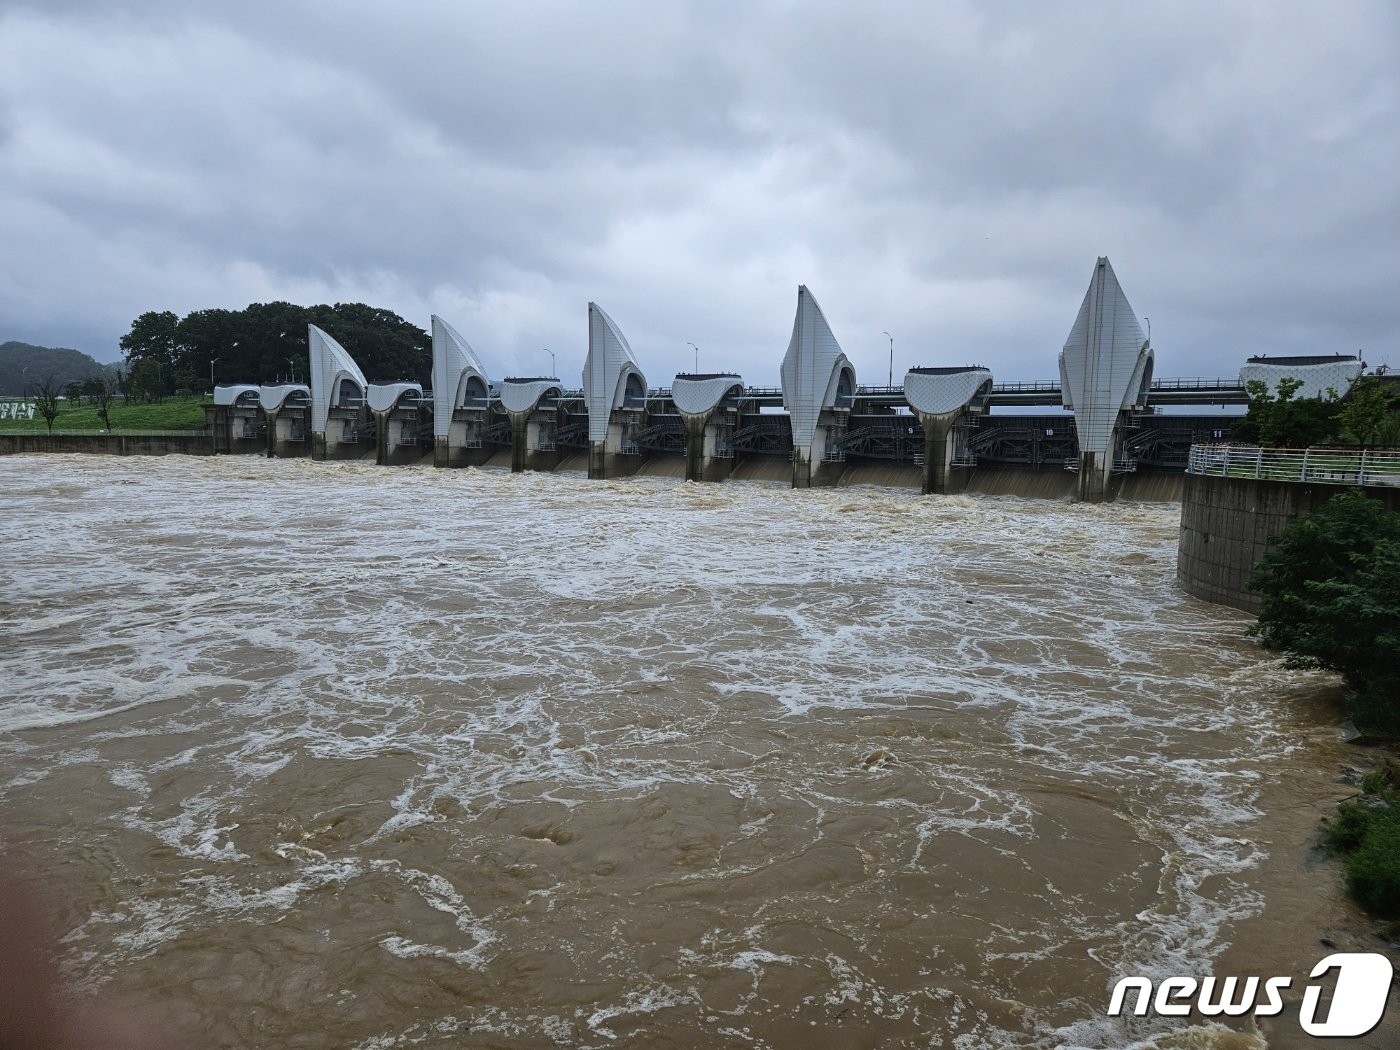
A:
[2, 1, 1396, 386]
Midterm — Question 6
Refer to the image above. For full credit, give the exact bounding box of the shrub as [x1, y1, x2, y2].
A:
[1249, 491, 1400, 728]
[1324, 777, 1400, 918]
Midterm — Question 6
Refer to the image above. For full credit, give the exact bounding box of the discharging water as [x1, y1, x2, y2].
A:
[0, 455, 1367, 1048]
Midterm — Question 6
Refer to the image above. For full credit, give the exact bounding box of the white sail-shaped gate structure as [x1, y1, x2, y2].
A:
[309, 324, 368, 436]
[431, 315, 491, 438]
[584, 303, 646, 443]
[582, 303, 648, 478]
[781, 286, 855, 483]
[1057, 258, 1153, 500]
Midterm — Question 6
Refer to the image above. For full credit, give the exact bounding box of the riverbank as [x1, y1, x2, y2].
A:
[0, 396, 208, 432]
[1212, 683, 1400, 1047]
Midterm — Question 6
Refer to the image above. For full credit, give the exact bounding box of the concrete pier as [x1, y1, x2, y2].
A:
[258, 385, 311, 458]
[672, 374, 742, 482]
[313, 406, 371, 461]
[433, 409, 495, 468]
[500, 378, 564, 473]
[368, 383, 427, 466]
[903, 367, 992, 494]
[206, 386, 265, 455]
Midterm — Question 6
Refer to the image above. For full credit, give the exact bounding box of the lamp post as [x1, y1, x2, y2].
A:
[686, 342, 698, 373]
[544, 349, 556, 377]
[883, 332, 893, 387]
[210, 357, 219, 390]
[287, 358, 296, 384]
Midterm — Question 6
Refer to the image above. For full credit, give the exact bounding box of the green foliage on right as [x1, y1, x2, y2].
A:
[1336, 376, 1400, 448]
[1249, 490, 1400, 728]
[1233, 376, 1342, 448]
[1234, 374, 1400, 450]
[1323, 763, 1400, 917]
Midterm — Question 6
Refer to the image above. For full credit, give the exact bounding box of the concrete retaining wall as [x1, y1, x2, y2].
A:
[1177, 472, 1400, 612]
[0, 433, 213, 457]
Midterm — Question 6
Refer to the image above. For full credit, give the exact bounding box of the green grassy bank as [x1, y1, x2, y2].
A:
[0, 397, 209, 433]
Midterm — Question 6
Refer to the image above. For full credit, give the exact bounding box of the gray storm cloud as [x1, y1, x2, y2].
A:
[1, 0, 1396, 384]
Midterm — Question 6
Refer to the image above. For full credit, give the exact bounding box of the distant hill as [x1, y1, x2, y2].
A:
[0, 342, 119, 396]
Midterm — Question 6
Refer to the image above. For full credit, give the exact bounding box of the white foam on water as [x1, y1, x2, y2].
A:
[585, 987, 694, 1041]
[0, 455, 1321, 1048]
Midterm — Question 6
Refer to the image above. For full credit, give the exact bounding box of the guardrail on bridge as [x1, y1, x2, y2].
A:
[1186, 444, 1400, 486]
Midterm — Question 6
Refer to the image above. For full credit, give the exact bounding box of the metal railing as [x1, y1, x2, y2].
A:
[2, 429, 211, 437]
[1187, 444, 1400, 486]
[1150, 377, 1245, 390]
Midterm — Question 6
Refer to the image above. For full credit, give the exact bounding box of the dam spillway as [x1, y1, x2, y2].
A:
[190, 264, 1359, 500]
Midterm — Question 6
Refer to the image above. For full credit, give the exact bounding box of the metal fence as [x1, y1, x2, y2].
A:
[1186, 444, 1400, 486]
[3, 429, 211, 438]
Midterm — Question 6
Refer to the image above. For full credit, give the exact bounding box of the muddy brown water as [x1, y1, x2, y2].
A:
[0, 454, 1391, 1048]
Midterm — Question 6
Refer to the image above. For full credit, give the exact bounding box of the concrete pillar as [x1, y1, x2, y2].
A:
[1076, 451, 1116, 503]
[910, 411, 975, 496]
[681, 415, 735, 483]
[311, 432, 328, 461]
[433, 413, 493, 469]
[588, 442, 607, 479]
[265, 408, 308, 458]
[206, 405, 229, 454]
[920, 416, 954, 495]
[683, 417, 705, 482]
[507, 413, 561, 472]
[375, 412, 390, 465]
[791, 448, 812, 489]
[587, 415, 643, 480]
[510, 415, 529, 472]
[792, 421, 844, 488]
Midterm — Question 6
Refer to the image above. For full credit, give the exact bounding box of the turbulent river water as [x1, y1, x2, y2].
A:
[0, 454, 1380, 1048]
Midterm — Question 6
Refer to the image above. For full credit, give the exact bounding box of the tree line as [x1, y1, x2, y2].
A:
[1250, 491, 1400, 916]
[1234, 374, 1400, 449]
[118, 301, 432, 401]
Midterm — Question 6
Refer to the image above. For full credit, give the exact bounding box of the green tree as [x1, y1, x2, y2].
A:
[119, 311, 181, 391]
[116, 301, 432, 388]
[27, 374, 62, 433]
[92, 374, 118, 431]
[1250, 490, 1400, 727]
[178, 307, 243, 389]
[311, 302, 431, 383]
[1337, 376, 1400, 449]
[236, 301, 313, 383]
[126, 358, 166, 403]
[1234, 377, 1343, 448]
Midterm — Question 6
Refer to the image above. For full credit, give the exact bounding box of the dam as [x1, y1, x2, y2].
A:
[196, 257, 1361, 504]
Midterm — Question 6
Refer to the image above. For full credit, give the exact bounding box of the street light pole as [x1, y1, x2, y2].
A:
[686, 342, 699, 373]
[210, 357, 219, 390]
[883, 332, 893, 387]
[544, 349, 556, 376]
